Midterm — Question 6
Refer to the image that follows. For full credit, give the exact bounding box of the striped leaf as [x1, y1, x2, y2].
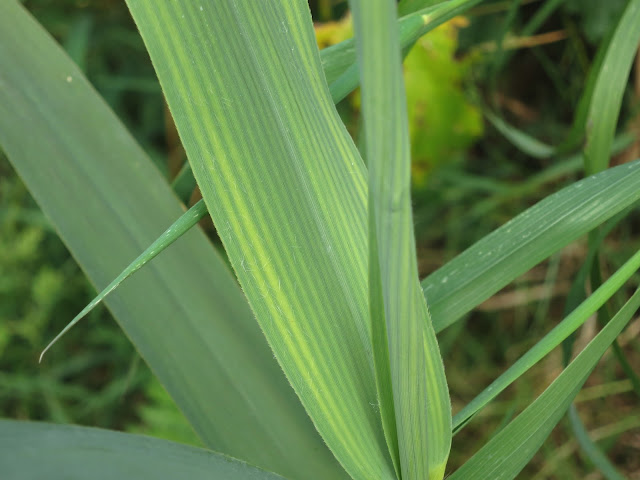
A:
[449, 287, 640, 479]
[584, 0, 640, 174]
[125, 1, 396, 478]
[0, 2, 343, 478]
[349, 0, 451, 479]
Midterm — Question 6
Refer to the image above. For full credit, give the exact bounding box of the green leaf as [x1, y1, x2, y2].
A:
[568, 406, 626, 480]
[484, 110, 556, 159]
[584, 0, 640, 174]
[38, 200, 208, 362]
[452, 246, 640, 432]
[124, 1, 396, 478]
[423, 160, 640, 332]
[0, 2, 343, 478]
[321, 0, 484, 100]
[350, 0, 450, 479]
[449, 286, 640, 480]
[0, 420, 283, 480]
[398, 0, 447, 17]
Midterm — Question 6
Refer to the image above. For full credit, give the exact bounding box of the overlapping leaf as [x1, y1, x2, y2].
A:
[0, 2, 343, 478]
[125, 1, 396, 478]
[349, 0, 450, 478]
[449, 287, 640, 479]
[0, 421, 283, 480]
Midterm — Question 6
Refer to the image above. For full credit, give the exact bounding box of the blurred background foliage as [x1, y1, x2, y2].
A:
[2, 0, 639, 477]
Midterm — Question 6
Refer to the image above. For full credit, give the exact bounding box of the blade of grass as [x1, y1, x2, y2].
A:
[423, 160, 640, 332]
[125, 1, 398, 478]
[350, 0, 451, 479]
[0, 420, 284, 480]
[321, 0, 484, 94]
[38, 200, 208, 361]
[484, 110, 555, 158]
[398, 0, 447, 17]
[171, 161, 197, 204]
[584, 0, 640, 174]
[568, 405, 626, 480]
[449, 286, 640, 480]
[0, 3, 344, 478]
[451, 247, 640, 433]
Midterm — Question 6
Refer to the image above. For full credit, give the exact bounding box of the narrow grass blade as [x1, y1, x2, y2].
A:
[451, 247, 640, 433]
[125, 1, 397, 478]
[423, 160, 640, 332]
[584, 0, 640, 174]
[398, 0, 447, 17]
[449, 287, 640, 480]
[0, 420, 284, 480]
[0, 3, 343, 478]
[321, 0, 483, 94]
[171, 161, 197, 204]
[39, 200, 208, 362]
[485, 110, 556, 158]
[568, 406, 626, 480]
[350, 1, 451, 479]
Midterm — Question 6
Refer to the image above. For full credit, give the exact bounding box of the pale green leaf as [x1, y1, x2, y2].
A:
[0, 2, 343, 478]
[449, 286, 640, 479]
[125, 1, 396, 478]
[350, 0, 451, 479]
[584, 0, 640, 174]
[0, 420, 283, 480]
[423, 160, 640, 332]
[39, 200, 208, 362]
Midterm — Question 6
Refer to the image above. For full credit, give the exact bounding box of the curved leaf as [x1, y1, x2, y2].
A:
[0, 3, 343, 478]
[449, 287, 640, 480]
[423, 160, 640, 332]
[0, 420, 283, 480]
[125, 1, 396, 478]
[350, 0, 451, 478]
[584, 0, 640, 174]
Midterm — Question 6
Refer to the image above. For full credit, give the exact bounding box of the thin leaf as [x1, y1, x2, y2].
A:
[485, 110, 555, 159]
[568, 406, 626, 480]
[350, 0, 451, 479]
[0, 420, 284, 480]
[423, 160, 640, 332]
[0, 2, 343, 478]
[452, 247, 640, 433]
[321, 0, 484, 96]
[449, 286, 640, 480]
[125, 1, 397, 478]
[584, 0, 640, 174]
[398, 0, 447, 17]
[39, 200, 208, 362]
[171, 161, 197, 204]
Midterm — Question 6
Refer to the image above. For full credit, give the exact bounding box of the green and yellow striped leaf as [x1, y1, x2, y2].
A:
[125, 1, 396, 478]
[0, 2, 343, 478]
[349, 0, 451, 478]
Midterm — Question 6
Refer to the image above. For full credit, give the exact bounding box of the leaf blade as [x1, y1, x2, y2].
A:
[0, 2, 343, 478]
[0, 420, 284, 480]
[125, 1, 396, 478]
[349, 0, 451, 478]
[449, 287, 640, 480]
[423, 160, 640, 332]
